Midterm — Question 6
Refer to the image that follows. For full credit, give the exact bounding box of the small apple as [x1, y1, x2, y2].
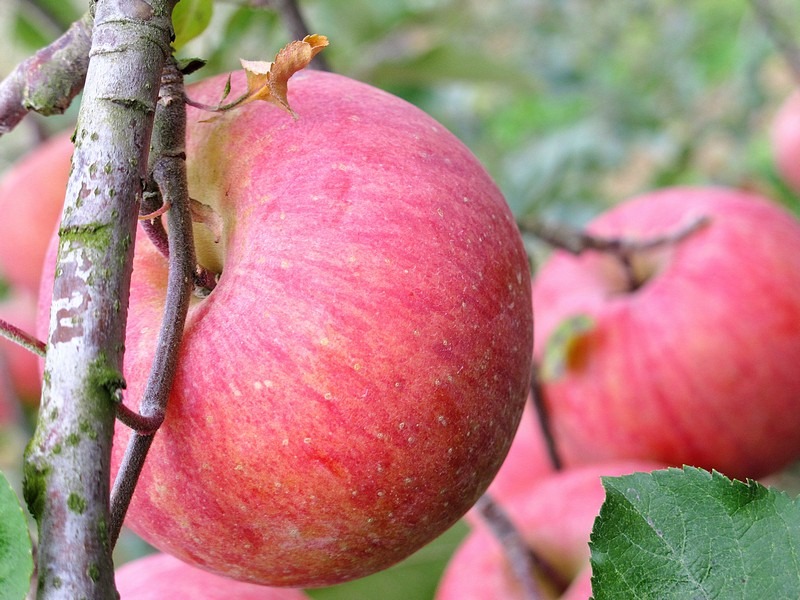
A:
[771, 90, 800, 194]
[532, 186, 800, 480]
[115, 552, 310, 599]
[39, 69, 532, 586]
[436, 461, 664, 600]
[0, 132, 71, 295]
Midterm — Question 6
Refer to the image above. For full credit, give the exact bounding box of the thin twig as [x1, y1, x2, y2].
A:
[521, 214, 710, 290]
[109, 55, 196, 547]
[0, 10, 93, 135]
[529, 364, 562, 471]
[0, 318, 46, 357]
[476, 494, 569, 599]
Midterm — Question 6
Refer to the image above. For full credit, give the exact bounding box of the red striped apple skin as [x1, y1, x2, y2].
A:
[40, 70, 532, 586]
[533, 186, 800, 480]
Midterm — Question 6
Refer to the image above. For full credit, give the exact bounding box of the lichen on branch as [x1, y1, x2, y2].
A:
[0, 10, 94, 136]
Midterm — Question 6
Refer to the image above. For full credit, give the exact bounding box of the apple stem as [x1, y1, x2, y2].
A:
[108, 55, 197, 547]
[0, 317, 46, 358]
[529, 364, 563, 471]
[749, 0, 800, 84]
[476, 493, 570, 598]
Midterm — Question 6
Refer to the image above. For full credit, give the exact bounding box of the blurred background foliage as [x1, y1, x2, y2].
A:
[3, 0, 800, 598]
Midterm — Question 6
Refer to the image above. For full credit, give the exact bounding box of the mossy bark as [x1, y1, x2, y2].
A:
[22, 0, 178, 597]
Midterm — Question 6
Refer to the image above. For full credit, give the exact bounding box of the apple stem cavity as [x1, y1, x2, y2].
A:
[475, 493, 568, 599]
[109, 54, 197, 548]
[521, 213, 711, 291]
[0, 317, 46, 358]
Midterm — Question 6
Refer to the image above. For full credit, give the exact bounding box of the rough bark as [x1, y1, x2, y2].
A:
[22, 0, 178, 597]
[0, 10, 93, 135]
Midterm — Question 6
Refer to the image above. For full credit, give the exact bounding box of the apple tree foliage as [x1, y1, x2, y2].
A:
[591, 467, 800, 598]
[0, 471, 33, 600]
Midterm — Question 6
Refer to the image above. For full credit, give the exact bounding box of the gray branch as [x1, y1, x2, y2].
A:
[22, 0, 178, 597]
[0, 10, 93, 135]
[110, 54, 196, 546]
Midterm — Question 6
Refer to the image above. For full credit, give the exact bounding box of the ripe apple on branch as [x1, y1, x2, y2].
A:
[523, 186, 800, 481]
[34, 61, 534, 587]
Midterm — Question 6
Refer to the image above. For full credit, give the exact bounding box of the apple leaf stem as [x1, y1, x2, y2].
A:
[529, 364, 563, 471]
[109, 54, 197, 548]
[749, 0, 800, 84]
[0, 9, 93, 135]
[475, 493, 568, 599]
[0, 317, 46, 358]
[21, 1, 178, 596]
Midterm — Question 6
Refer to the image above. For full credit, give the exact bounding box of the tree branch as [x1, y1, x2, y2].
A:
[0, 10, 93, 135]
[529, 364, 562, 471]
[22, 0, 178, 597]
[475, 494, 569, 599]
[109, 54, 196, 546]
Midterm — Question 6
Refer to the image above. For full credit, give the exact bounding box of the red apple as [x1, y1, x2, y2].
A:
[436, 461, 664, 600]
[0, 286, 42, 403]
[0, 353, 17, 426]
[532, 186, 800, 480]
[471, 397, 554, 509]
[115, 552, 310, 599]
[771, 90, 800, 194]
[0, 132, 71, 406]
[0, 132, 71, 295]
[39, 70, 532, 586]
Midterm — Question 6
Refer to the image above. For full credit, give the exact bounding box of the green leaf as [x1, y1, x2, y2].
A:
[0, 470, 33, 600]
[171, 0, 213, 51]
[590, 467, 800, 599]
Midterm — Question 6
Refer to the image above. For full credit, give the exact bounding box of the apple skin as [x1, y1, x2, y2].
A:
[39, 70, 532, 586]
[115, 553, 310, 599]
[436, 461, 664, 600]
[0, 132, 71, 405]
[470, 397, 554, 510]
[0, 132, 71, 295]
[0, 286, 42, 403]
[771, 90, 800, 194]
[532, 186, 800, 480]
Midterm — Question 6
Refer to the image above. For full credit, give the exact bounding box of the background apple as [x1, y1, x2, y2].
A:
[0, 132, 71, 295]
[39, 69, 533, 587]
[115, 552, 310, 599]
[771, 90, 800, 195]
[532, 186, 800, 480]
[0, 286, 43, 403]
[436, 461, 664, 600]
[0, 131, 72, 406]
